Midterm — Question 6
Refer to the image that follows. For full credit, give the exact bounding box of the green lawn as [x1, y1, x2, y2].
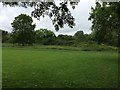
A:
[2, 47, 118, 88]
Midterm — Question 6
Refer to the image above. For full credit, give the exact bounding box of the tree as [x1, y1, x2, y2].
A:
[89, 2, 120, 46]
[35, 29, 56, 45]
[11, 14, 36, 46]
[0, 29, 8, 43]
[2, 30, 8, 43]
[57, 34, 74, 45]
[74, 31, 85, 42]
[84, 34, 93, 42]
[3, 0, 80, 31]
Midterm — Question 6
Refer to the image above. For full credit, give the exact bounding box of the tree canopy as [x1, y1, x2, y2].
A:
[35, 29, 56, 45]
[89, 2, 120, 46]
[11, 14, 36, 46]
[74, 31, 85, 42]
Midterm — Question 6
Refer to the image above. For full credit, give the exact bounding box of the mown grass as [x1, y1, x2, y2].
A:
[2, 47, 118, 88]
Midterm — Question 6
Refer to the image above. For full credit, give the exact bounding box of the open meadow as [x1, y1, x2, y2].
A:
[2, 46, 118, 88]
[1, 1, 120, 88]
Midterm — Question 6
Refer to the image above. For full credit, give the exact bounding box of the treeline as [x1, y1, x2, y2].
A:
[2, 28, 118, 47]
[2, 29, 94, 46]
[34, 29, 94, 46]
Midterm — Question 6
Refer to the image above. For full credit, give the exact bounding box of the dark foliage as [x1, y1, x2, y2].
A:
[35, 29, 56, 45]
[89, 2, 120, 47]
[0, 30, 8, 43]
[2, 0, 80, 31]
[11, 14, 36, 46]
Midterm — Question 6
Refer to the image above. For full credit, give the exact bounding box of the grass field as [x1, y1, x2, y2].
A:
[2, 47, 118, 88]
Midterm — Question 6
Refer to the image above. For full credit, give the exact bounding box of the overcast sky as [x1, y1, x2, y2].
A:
[0, 0, 96, 36]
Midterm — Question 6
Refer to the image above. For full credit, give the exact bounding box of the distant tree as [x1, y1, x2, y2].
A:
[11, 14, 36, 46]
[0, 30, 1, 42]
[35, 29, 56, 45]
[84, 34, 92, 42]
[57, 34, 74, 45]
[0, 30, 8, 43]
[3, 0, 80, 31]
[6, 33, 14, 43]
[74, 31, 85, 42]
